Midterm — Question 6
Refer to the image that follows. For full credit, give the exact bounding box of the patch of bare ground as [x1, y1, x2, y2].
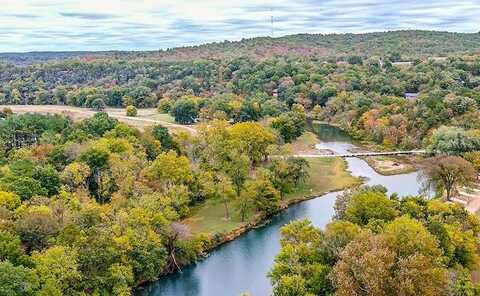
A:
[348, 146, 419, 176]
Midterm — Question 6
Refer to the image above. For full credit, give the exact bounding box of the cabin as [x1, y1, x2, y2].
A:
[272, 89, 278, 98]
[404, 93, 419, 100]
[393, 61, 413, 67]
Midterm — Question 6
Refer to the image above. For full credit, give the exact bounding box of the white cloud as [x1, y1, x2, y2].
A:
[0, 0, 479, 52]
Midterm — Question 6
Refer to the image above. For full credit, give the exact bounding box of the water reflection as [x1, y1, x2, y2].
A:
[138, 124, 425, 296]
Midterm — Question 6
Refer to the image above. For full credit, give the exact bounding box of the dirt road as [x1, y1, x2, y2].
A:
[0, 105, 197, 134]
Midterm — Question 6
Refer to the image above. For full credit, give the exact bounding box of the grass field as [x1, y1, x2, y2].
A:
[289, 131, 322, 155]
[183, 157, 361, 235]
[183, 198, 254, 235]
[142, 113, 176, 123]
[0, 105, 195, 134]
[285, 157, 361, 201]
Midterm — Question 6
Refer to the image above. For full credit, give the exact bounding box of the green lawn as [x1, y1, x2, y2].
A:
[184, 157, 360, 235]
[140, 112, 176, 123]
[285, 157, 361, 201]
[183, 198, 255, 235]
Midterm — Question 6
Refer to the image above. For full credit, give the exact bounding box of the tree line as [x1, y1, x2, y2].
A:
[270, 185, 480, 295]
[1, 48, 479, 150]
[0, 112, 309, 295]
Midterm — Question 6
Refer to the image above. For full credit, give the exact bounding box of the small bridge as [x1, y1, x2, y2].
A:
[292, 150, 427, 158]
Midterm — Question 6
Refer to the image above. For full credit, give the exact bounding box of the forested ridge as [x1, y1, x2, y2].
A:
[1, 30, 480, 148]
[2, 30, 480, 65]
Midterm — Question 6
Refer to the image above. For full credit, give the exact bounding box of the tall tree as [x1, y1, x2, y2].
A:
[421, 156, 476, 201]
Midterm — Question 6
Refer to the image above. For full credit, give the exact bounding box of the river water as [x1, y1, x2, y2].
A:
[138, 124, 426, 296]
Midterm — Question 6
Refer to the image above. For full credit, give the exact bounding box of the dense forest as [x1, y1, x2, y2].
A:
[1, 30, 480, 295]
[2, 30, 480, 65]
[270, 185, 480, 295]
[0, 111, 313, 295]
[1, 31, 480, 149]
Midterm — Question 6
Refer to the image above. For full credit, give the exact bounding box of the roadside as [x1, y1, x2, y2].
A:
[0, 105, 197, 134]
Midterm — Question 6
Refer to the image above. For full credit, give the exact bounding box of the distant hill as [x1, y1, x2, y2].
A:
[0, 51, 124, 66]
[1, 30, 480, 65]
[153, 30, 480, 61]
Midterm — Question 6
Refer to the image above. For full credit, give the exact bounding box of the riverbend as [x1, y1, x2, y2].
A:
[137, 124, 427, 296]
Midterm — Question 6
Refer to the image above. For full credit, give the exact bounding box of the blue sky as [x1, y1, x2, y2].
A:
[1, 0, 479, 52]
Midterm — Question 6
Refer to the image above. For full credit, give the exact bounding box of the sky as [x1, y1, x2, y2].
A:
[1, 0, 480, 53]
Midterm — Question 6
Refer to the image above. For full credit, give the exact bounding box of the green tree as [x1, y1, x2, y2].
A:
[421, 156, 476, 201]
[0, 261, 38, 296]
[236, 187, 255, 222]
[271, 110, 306, 143]
[347, 55, 363, 65]
[426, 126, 480, 155]
[344, 191, 397, 225]
[79, 112, 118, 137]
[269, 220, 330, 296]
[0, 176, 47, 201]
[230, 121, 276, 164]
[214, 174, 236, 220]
[145, 151, 193, 191]
[170, 97, 199, 124]
[152, 124, 176, 151]
[0, 231, 32, 267]
[157, 97, 173, 113]
[464, 151, 480, 179]
[126, 105, 137, 117]
[33, 165, 61, 196]
[32, 246, 81, 295]
[245, 172, 281, 217]
[91, 98, 106, 111]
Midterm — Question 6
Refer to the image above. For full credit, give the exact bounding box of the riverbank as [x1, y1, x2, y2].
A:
[135, 157, 361, 293]
[346, 143, 420, 176]
[311, 121, 424, 176]
[183, 157, 361, 236]
[137, 123, 428, 296]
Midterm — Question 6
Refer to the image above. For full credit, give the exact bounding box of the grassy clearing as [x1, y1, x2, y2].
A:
[288, 132, 321, 155]
[184, 157, 360, 235]
[140, 112, 176, 124]
[183, 199, 255, 235]
[285, 157, 361, 201]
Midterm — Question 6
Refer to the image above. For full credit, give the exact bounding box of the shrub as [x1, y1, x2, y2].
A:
[91, 98, 106, 111]
[0, 107, 13, 118]
[126, 106, 137, 117]
[157, 98, 173, 113]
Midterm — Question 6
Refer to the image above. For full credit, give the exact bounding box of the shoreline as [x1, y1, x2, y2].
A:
[347, 145, 422, 176]
[135, 159, 363, 293]
[140, 121, 416, 293]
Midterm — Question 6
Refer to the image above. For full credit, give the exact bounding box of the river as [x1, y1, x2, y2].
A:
[138, 124, 426, 296]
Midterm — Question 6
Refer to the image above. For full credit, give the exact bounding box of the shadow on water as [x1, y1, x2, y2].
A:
[138, 123, 426, 296]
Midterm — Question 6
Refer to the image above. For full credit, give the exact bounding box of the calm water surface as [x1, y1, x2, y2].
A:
[138, 124, 425, 296]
